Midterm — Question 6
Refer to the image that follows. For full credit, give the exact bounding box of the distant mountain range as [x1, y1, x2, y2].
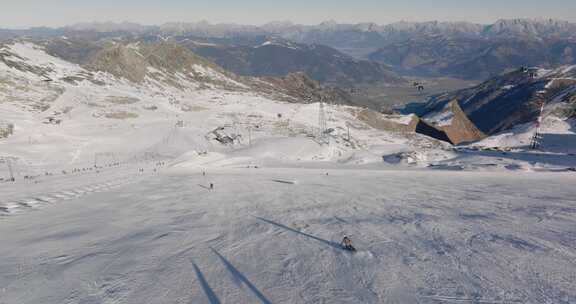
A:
[2, 18, 576, 81]
[183, 37, 404, 86]
[50, 19, 576, 42]
[5, 18, 574, 43]
[371, 36, 576, 79]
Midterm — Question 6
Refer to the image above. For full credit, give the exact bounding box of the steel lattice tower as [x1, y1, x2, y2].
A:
[530, 95, 546, 150]
[318, 97, 328, 142]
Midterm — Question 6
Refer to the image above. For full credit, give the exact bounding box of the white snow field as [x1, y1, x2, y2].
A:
[1, 41, 576, 303]
[1, 167, 576, 304]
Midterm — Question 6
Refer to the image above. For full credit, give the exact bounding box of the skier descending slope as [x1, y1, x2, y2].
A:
[341, 236, 356, 252]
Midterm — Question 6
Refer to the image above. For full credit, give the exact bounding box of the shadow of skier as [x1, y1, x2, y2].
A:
[210, 248, 272, 304]
[254, 216, 342, 250]
[197, 184, 211, 190]
[190, 259, 222, 304]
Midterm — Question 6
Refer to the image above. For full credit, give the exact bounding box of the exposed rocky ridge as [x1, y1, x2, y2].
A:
[87, 42, 242, 87]
[0, 44, 53, 77]
[352, 109, 418, 133]
[351, 109, 453, 144]
[442, 101, 487, 144]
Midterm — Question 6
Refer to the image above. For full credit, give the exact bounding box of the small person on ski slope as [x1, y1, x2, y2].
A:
[209, 183, 214, 190]
[341, 236, 355, 251]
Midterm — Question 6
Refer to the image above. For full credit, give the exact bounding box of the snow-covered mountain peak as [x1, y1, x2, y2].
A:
[85, 41, 247, 90]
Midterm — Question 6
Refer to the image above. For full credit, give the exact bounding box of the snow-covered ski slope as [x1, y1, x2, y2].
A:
[1, 168, 575, 303]
[0, 42, 422, 172]
[1, 41, 576, 303]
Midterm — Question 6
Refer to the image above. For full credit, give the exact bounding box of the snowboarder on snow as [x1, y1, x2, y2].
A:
[341, 236, 356, 251]
[209, 183, 214, 190]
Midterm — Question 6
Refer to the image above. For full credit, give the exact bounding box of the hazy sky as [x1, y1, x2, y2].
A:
[1, 0, 576, 28]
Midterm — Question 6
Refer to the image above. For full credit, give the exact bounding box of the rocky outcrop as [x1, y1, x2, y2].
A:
[353, 109, 419, 133]
[0, 44, 53, 77]
[87, 41, 244, 89]
[352, 109, 453, 143]
[442, 100, 487, 144]
[88, 44, 148, 83]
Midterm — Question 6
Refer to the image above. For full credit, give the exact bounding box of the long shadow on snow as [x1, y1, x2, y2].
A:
[191, 260, 222, 304]
[255, 216, 342, 250]
[538, 134, 576, 154]
[197, 184, 211, 190]
[210, 248, 272, 304]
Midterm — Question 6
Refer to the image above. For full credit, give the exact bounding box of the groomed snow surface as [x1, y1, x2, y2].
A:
[1, 167, 575, 304]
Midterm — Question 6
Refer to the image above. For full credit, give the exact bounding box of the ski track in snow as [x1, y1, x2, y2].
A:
[0, 167, 149, 217]
[1, 168, 575, 304]
[0, 177, 134, 216]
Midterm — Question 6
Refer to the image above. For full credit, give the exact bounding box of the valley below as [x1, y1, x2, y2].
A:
[348, 77, 479, 111]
